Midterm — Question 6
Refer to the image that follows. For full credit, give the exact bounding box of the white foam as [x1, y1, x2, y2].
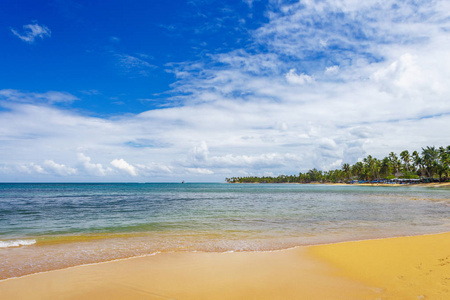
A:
[0, 239, 36, 248]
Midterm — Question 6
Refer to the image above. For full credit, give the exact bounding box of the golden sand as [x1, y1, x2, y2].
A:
[310, 232, 450, 299]
[1, 233, 449, 299]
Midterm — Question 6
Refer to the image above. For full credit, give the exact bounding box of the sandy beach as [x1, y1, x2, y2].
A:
[1, 232, 449, 300]
[232, 182, 450, 188]
[349, 182, 450, 188]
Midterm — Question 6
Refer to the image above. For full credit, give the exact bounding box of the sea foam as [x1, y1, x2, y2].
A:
[0, 239, 36, 248]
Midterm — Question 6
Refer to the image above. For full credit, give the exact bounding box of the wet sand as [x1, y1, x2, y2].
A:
[1, 232, 449, 299]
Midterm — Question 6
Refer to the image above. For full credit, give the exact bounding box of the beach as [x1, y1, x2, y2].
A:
[1, 232, 448, 299]
[1, 183, 450, 299]
[311, 232, 450, 299]
[346, 182, 450, 188]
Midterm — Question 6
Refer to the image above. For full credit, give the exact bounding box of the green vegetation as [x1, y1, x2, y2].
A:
[225, 146, 450, 184]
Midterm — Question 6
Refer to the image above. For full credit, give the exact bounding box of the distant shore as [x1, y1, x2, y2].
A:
[1, 232, 449, 299]
[323, 182, 450, 188]
[228, 181, 450, 188]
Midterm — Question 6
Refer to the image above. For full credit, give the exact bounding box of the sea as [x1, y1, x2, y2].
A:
[1, 183, 449, 280]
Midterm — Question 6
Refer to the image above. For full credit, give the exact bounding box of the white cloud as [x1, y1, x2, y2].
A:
[77, 153, 108, 176]
[111, 158, 137, 176]
[371, 53, 445, 98]
[43, 160, 77, 176]
[17, 163, 46, 174]
[325, 66, 339, 75]
[0, 89, 78, 104]
[285, 69, 315, 85]
[136, 163, 172, 174]
[186, 167, 214, 175]
[190, 141, 209, 163]
[207, 153, 303, 169]
[11, 23, 51, 43]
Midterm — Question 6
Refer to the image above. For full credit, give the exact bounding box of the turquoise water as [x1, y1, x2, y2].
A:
[1, 183, 449, 279]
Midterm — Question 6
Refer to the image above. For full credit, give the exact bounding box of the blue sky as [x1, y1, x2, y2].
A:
[1, 0, 450, 182]
[1, 0, 266, 114]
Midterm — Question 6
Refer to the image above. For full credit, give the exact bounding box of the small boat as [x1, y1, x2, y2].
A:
[182, 180, 185, 184]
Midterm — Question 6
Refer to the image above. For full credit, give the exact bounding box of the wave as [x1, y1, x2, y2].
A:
[0, 239, 36, 248]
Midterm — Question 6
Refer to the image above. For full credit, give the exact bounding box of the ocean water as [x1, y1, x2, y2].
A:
[1, 183, 449, 279]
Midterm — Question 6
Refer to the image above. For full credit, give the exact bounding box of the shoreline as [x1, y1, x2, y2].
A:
[229, 182, 450, 187]
[2, 182, 449, 282]
[337, 182, 450, 187]
[1, 232, 449, 299]
[2, 229, 450, 281]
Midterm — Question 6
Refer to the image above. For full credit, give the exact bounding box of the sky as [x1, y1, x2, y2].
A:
[1, 0, 450, 182]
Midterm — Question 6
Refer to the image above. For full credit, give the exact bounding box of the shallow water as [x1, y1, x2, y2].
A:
[1, 183, 449, 279]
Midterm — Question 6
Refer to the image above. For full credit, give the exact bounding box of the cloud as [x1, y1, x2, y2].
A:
[77, 153, 108, 176]
[11, 23, 51, 43]
[371, 53, 444, 97]
[186, 167, 214, 175]
[190, 141, 209, 163]
[242, 0, 254, 8]
[17, 163, 46, 174]
[0, 165, 9, 173]
[208, 153, 303, 169]
[285, 69, 315, 85]
[136, 163, 172, 174]
[115, 53, 156, 76]
[111, 158, 137, 176]
[43, 160, 77, 176]
[0, 89, 78, 104]
[79, 89, 101, 96]
[325, 66, 339, 75]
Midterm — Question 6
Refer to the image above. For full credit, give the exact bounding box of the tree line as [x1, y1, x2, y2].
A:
[225, 146, 450, 184]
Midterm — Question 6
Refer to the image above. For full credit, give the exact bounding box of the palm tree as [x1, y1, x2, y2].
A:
[380, 157, 392, 178]
[389, 152, 400, 177]
[400, 150, 411, 176]
[307, 168, 323, 182]
[225, 145, 450, 184]
[412, 150, 422, 176]
[422, 146, 439, 179]
[364, 155, 383, 180]
[342, 163, 351, 181]
[438, 146, 450, 182]
[352, 162, 364, 180]
[373, 158, 381, 181]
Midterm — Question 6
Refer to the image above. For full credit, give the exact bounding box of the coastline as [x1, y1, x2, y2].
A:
[229, 182, 450, 188]
[336, 182, 450, 188]
[2, 182, 450, 282]
[1, 232, 449, 299]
